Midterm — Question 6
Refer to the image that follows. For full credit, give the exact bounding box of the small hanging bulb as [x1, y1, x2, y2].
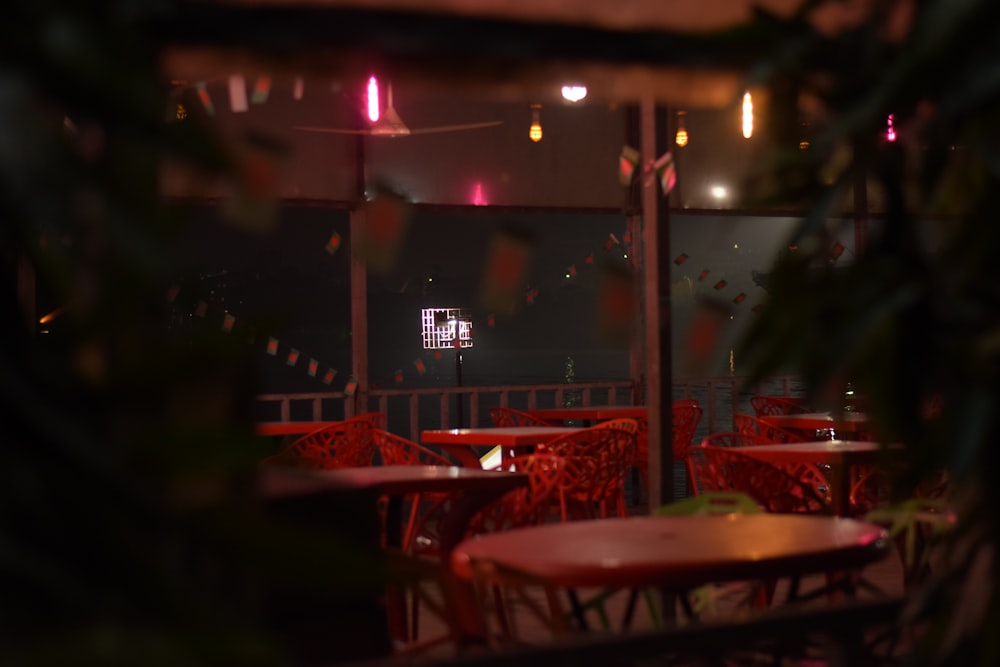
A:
[529, 104, 543, 142]
[886, 113, 896, 142]
[675, 110, 688, 147]
[742, 92, 753, 139]
[366, 76, 380, 122]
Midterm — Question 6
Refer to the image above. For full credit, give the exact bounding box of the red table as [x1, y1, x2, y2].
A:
[260, 465, 529, 644]
[420, 426, 583, 468]
[760, 412, 869, 439]
[732, 440, 898, 517]
[255, 421, 340, 437]
[451, 514, 889, 639]
[522, 405, 647, 423]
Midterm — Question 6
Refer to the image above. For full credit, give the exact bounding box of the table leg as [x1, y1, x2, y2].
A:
[829, 463, 851, 517]
[437, 488, 517, 646]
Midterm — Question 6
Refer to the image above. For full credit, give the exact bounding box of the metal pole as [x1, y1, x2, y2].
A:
[455, 348, 464, 428]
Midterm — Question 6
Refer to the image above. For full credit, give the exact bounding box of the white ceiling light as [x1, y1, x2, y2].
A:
[561, 85, 587, 102]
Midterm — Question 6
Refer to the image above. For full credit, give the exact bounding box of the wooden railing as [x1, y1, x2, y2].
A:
[254, 374, 805, 443]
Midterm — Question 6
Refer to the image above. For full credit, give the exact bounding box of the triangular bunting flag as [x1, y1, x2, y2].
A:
[325, 231, 342, 255]
[733, 292, 746, 304]
[674, 253, 689, 265]
[307, 358, 319, 377]
[344, 378, 358, 396]
[228, 74, 249, 113]
[322, 368, 337, 385]
[618, 146, 640, 186]
[651, 151, 677, 195]
[414, 359, 427, 375]
[831, 242, 846, 259]
[195, 82, 215, 115]
[266, 337, 279, 355]
[698, 269, 710, 281]
[251, 76, 271, 104]
[286, 348, 300, 367]
[714, 280, 727, 290]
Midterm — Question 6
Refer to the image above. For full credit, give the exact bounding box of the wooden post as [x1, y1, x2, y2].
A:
[641, 98, 674, 511]
[349, 134, 368, 417]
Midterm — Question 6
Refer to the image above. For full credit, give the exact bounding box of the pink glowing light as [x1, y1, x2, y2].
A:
[366, 76, 380, 122]
[472, 182, 488, 206]
[886, 114, 896, 142]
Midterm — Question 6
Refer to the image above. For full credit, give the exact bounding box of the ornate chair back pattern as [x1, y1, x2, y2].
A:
[750, 395, 811, 417]
[467, 453, 567, 535]
[734, 413, 806, 444]
[631, 400, 703, 499]
[259, 413, 385, 469]
[372, 429, 455, 467]
[703, 429, 831, 503]
[538, 424, 638, 521]
[489, 406, 555, 427]
[686, 445, 830, 515]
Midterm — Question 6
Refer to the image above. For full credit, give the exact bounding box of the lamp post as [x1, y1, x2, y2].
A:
[421, 308, 473, 428]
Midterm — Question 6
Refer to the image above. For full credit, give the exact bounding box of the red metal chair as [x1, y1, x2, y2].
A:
[686, 445, 830, 515]
[702, 431, 831, 505]
[466, 453, 568, 535]
[537, 422, 638, 521]
[488, 406, 556, 427]
[734, 413, 806, 444]
[632, 400, 703, 500]
[258, 412, 385, 469]
[750, 395, 811, 417]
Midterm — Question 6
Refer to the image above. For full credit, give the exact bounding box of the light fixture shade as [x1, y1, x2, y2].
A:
[529, 104, 542, 142]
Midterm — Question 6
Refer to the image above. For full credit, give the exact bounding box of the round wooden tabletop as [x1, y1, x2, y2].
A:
[452, 513, 889, 590]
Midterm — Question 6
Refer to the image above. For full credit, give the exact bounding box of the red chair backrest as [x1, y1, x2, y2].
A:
[260, 413, 384, 469]
[750, 395, 810, 417]
[686, 445, 829, 514]
[372, 429, 455, 466]
[489, 406, 553, 427]
[467, 453, 567, 534]
[734, 413, 805, 444]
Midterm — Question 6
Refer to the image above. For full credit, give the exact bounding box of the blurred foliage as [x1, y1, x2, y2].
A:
[0, 1, 386, 664]
[737, 1, 1000, 664]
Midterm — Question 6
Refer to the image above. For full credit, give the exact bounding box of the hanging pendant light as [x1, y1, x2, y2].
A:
[529, 104, 543, 142]
[742, 92, 753, 139]
[675, 110, 689, 147]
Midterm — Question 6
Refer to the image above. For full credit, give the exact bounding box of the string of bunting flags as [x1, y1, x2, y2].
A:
[182, 77, 854, 388]
[165, 283, 359, 396]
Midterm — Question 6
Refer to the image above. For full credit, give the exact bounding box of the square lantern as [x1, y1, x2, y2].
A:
[421, 308, 473, 349]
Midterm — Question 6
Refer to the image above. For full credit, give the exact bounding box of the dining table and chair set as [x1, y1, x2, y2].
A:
[251, 394, 945, 657]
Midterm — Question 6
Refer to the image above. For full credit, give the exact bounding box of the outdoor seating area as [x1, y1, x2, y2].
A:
[11, 3, 997, 667]
[253, 392, 954, 663]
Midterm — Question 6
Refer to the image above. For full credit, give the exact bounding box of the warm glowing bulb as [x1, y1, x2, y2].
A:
[675, 110, 688, 147]
[886, 113, 896, 142]
[742, 92, 753, 139]
[529, 104, 542, 142]
[561, 85, 587, 102]
[366, 76, 380, 122]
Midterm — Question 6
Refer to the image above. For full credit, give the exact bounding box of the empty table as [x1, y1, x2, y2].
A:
[420, 426, 583, 468]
